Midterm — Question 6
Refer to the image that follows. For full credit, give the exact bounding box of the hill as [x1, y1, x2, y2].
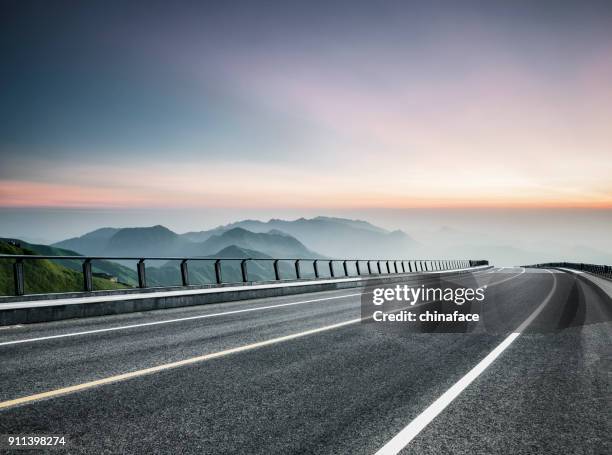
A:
[2, 238, 138, 286]
[198, 227, 320, 258]
[56, 225, 190, 257]
[146, 246, 294, 285]
[54, 225, 321, 259]
[54, 227, 120, 256]
[184, 216, 417, 258]
[0, 240, 127, 296]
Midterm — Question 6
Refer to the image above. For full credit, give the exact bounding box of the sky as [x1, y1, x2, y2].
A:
[0, 0, 611, 262]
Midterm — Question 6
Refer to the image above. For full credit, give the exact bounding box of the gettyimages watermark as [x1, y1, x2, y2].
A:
[361, 270, 611, 334]
[371, 283, 486, 323]
[361, 273, 487, 333]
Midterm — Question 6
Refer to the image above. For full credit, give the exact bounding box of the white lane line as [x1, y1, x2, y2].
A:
[483, 267, 525, 286]
[0, 292, 363, 347]
[374, 269, 557, 455]
[1, 266, 490, 310]
[0, 267, 527, 410]
[0, 268, 511, 347]
[557, 268, 585, 274]
[0, 317, 364, 411]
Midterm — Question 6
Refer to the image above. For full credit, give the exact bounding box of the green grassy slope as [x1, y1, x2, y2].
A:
[1, 238, 138, 286]
[0, 241, 128, 296]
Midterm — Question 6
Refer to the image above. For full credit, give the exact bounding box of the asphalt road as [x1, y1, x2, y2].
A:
[0, 267, 609, 454]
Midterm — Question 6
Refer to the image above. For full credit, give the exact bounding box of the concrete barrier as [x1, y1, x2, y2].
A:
[0, 266, 490, 326]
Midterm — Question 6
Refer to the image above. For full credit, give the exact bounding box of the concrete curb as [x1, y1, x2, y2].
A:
[0, 267, 490, 326]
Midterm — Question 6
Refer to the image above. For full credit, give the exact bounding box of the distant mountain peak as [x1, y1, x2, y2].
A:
[212, 245, 272, 259]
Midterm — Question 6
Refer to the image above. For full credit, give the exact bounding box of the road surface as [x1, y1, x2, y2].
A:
[0, 267, 609, 454]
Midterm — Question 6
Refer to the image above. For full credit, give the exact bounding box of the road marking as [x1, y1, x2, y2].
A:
[374, 269, 557, 455]
[0, 266, 490, 311]
[0, 268, 493, 346]
[0, 317, 364, 411]
[0, 267, 526, 411]
[0, 268, 512, 347]
[0, 292, 364, 347]
[557, 267, 585, 274]
[484, 267, 525, 285]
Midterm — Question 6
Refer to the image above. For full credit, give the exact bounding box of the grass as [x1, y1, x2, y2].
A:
[0, 241, 128, 296]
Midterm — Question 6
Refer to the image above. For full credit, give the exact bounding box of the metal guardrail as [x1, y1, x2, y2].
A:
[0, 254, 489, 296]
[526, 262, 612, 279]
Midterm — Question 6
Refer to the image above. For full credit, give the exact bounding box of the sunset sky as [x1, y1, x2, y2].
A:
[1, 0, 611, 212]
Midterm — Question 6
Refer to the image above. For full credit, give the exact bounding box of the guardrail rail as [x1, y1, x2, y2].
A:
[0, 254, 489, 297]
[526, 262, 612, 279]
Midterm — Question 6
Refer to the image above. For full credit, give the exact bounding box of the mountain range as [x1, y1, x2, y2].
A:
[182, 216, 417, 258]
[55, 224, 320, 259]
[1, 217, 421, 293]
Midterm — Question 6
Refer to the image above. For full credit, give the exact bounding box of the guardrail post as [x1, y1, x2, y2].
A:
[394, 261, 398, 273]
[180, 260, 189, 286]
[215, 259, 223, 284]
[401, 261, 406, 273]
[367, 261, 372, 274]
[273, 259, 280, 280]
[343, 260, 349, 276]
[386, 261, 390, 273]
[137, 259, 146, 288]
[408, 261, 412, 272]
[13, 259, 24, 296]
[356, 261, 361, 275]
[313, 260, 319, 278]
[82, 259, 93, 292]
[377, 261, 382, 274]
[295, 260, 301, 279]
[329, 260, 334, 277]
[241, 259, 249, 282]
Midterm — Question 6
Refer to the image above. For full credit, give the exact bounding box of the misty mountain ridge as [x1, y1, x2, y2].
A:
[54, 225, 322, 259]
[181, 216, 417, 258]
[200, 227, 319, 258]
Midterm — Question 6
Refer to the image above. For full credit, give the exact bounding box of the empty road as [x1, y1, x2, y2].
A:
[0, 267, 609, 454]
